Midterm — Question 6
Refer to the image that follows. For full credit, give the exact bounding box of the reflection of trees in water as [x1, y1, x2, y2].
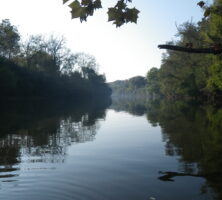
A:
[111, 97, 222, 199]
[0, 99, 109, 167]
[60, 116, 99, 144]
[146, 100, 222, 199]
[110, 97, 147, 116]
[0, 116, 98, 165]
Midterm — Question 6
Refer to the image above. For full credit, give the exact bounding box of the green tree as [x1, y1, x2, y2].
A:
[0, 19, 20, 59]
[28, 50, 59, 74]
[147, 21, 215, 99]
[128, 76, 146, 90]
[71, 53, 99, 78]
[203, 0, 222, 95]
[146, 67, 160, 96]
[20, 34, 68, 74]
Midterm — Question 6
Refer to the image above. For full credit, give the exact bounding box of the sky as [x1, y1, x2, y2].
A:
[0, 0, 207, 82]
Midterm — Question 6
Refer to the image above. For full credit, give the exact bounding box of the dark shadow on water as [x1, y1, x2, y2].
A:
[158, 171, 222, 183]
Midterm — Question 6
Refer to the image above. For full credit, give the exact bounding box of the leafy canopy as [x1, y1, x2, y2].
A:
[63, 0, 139, 27]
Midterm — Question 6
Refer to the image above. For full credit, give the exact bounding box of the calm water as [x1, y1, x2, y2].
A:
[0, 99, 221, 200]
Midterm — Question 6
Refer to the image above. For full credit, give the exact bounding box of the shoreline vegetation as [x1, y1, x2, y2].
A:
[0, 57, 111, 99]
[2, 0, 222, 103]
[145, 0, 222, 102]
[0, 19, 111, 100]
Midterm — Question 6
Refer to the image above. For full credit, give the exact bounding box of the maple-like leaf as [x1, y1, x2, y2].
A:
[107, 8, 117, 22]
[69, 1, 82, 19]
[125, 8, 139, 23]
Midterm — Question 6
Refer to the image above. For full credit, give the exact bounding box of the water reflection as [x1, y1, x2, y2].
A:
[111, 98, 222, 200]
[110, 97, 147, 116]
[1, 96, 222, 200]
[0, 98, 110, 181]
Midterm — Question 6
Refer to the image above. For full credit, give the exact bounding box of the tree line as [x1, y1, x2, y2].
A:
[109, 76, 147, 98]
[0, 19, 111, 99]
[147, 0, 222, 101]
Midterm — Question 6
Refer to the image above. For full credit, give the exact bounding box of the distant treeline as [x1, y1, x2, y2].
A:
[109, 76, 148, 98]
[146, 0, 222, 101]
[0, 19, 111, 99]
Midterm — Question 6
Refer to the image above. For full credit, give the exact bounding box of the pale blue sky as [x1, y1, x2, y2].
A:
[0, 0, 208, 81]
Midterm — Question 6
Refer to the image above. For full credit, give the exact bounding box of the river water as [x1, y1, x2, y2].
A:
[0, 99, 221, 200]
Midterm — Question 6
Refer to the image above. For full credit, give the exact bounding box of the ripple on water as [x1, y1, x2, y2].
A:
[0, 166, 112, 200]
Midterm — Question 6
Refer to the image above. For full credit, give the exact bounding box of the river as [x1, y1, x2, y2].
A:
[0, 98, 221, 200]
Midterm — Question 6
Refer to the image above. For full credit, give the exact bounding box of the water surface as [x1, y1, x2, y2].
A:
[0, 99, 221, 200]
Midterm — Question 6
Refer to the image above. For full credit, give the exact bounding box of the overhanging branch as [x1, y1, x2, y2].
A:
[158, 44, 222, 55]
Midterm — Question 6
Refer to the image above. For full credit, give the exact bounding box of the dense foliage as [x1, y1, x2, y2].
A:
[0, 19, 111, 99]
[146, 0, 222, 101]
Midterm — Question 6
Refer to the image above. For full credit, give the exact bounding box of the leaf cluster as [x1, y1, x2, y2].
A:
[63, 0, 139, 27]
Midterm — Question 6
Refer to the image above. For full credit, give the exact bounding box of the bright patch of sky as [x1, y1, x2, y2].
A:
[0, 0, 208, 81]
